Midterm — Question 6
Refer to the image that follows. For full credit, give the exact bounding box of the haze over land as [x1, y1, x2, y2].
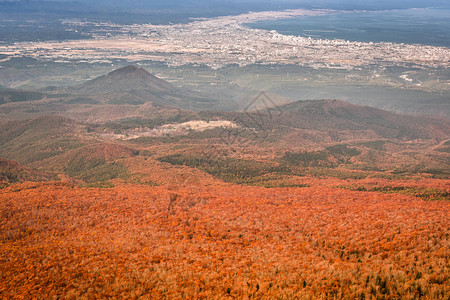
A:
[0, 0, 449, 299]
[1, 0, 449, 116]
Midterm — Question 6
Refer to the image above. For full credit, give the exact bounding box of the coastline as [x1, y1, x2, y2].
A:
[245, 7, 450, 48]
[0, 9, 448, 69]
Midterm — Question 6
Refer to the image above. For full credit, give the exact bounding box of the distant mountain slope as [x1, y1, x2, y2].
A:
[0, 66, 236, 121]
[232, 100, 450, 139]
[70, 65, 227, 110]
[74, 65, 176, 95]
[268, 99, 450, 140]
[201, 99, 449, 145]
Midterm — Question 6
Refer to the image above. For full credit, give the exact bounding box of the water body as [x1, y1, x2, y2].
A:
[247, 8, 450, 47]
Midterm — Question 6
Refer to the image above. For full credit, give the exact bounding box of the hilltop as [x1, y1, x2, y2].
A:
[73, 65, 176, 95]
[69, 65, 224, 110]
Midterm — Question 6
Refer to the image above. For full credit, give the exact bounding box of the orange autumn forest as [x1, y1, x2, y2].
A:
[0, 0, 449, 299]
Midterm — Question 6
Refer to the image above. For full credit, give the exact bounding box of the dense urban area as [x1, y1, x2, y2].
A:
[1, 9, 449, 69]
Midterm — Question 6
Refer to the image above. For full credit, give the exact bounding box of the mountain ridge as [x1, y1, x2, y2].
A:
[273, 99, 450, 140]
[201, 99, 449, 141]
